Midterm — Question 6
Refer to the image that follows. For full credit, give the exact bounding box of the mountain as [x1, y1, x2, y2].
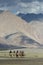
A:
[0, 11, 43, 49]
[0, 10, 4, 14]
[17, 13, 43, 22]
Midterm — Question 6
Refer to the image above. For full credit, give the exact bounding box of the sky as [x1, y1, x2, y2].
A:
[0, 0, 43, 14]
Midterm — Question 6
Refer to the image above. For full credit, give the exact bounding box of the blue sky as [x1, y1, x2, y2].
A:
[0, 0, 43, 14]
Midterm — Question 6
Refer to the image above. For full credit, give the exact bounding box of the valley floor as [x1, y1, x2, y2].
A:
[0, 48, 43, 65]
[0, 58, 43, 65]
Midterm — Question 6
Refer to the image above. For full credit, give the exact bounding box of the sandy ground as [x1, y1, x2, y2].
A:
[0, 58, 43, 65]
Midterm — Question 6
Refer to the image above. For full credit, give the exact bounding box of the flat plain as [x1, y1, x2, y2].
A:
[0, 48, 43, 65]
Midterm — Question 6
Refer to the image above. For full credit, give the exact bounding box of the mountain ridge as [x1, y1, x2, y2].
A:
[0, 11, 43, 49]
[17, 13, 43, 22]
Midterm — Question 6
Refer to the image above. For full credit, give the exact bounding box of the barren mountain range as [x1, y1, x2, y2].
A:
[0, 11, 43, 49]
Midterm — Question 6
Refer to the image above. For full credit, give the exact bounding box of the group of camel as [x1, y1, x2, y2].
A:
[9, 50, 25, 58]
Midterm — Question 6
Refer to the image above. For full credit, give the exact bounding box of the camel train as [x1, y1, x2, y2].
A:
[9, 50, 25, 58]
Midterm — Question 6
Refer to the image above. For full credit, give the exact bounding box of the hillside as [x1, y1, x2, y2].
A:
[0, 11, 43, 49]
